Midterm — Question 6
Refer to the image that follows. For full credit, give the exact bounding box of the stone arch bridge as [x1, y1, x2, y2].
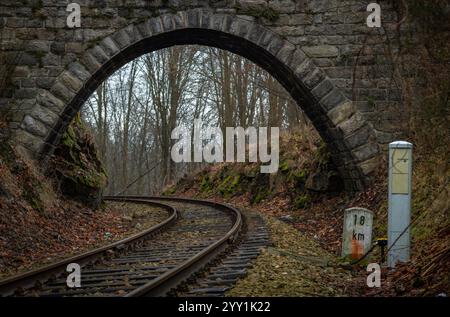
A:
[0, 0, 407, 191]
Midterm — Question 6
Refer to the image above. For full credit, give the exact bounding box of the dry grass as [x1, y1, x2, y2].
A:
[227, 215, 353, 297]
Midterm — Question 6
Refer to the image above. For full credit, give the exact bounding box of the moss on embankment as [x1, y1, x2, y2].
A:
[163, 130, 343, 208]
[50, 115, 107, 208]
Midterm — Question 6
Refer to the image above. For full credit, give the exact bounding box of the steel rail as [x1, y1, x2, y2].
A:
[0, 196, 243, 297]
[106, 196, 243, 297]
[0, 199, 178, 297]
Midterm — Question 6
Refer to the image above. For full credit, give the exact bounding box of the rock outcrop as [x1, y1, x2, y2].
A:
[50, 117, 107, 209]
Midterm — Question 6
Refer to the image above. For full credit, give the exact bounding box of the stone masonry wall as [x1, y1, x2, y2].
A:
[0, 0, 414, 190]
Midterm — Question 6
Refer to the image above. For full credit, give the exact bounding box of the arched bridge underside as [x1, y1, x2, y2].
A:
[2, 5, 396, 191]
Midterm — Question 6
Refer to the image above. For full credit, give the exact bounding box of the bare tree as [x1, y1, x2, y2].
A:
[82, 45, 310, 195]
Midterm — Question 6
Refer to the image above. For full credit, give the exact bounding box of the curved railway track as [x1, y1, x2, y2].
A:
[0, 196, 242, 297]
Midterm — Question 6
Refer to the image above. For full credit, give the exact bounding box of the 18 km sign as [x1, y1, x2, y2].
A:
[342, 208, 374, 259]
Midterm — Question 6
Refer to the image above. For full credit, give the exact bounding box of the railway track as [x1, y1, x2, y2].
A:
[176, 210, 269, 297]
[0, 196, 242, 297]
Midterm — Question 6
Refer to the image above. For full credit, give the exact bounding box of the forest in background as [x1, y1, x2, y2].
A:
[81, 46, 311, 195]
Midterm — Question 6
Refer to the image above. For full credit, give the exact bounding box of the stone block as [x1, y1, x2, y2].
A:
[288, 49, 307, 69]
[186, 9, 201, 28]
[14, 129, 45, 156]
[351, 142, 379, 162]
[268, 0, 296, 13]
[136, 20, 153, 38]
[266, 35, 284, 57]
[359, 156, 380, 176]
[112, 29, 131, 49]
[50, 82, 75, 104]
[311, 79, 333, 100]
[236, 0, 267, 10]
[327, 101, 354, 126]
[21, 114, 48, 137]
[344, 125, 371, 149]
[374, 130, 394, 144]
[320, 88, 345, 111]
[149, 16, 163, 35]
[37, 90, 65, 114]
[209, 13, 225, 31]
[68, 62, 91, 82]
[60, 71, 83, 93]
[174, 11, 187, 29]
[295, 58, 315, 78]
[50, 42, 65, 55]
[275, 42, 295, 65]
[14, 88, 37, 99]
[80, 52, 102, 74]
[26, 40, 50, 52]
[303, 45, 339, 58]
[66, 42, 84, 54]
[89, 45, 109, 65]
[338, 112, 366, 136]
[31, 104, 59, 127]
[99, 37, 120, 57]
[36, 77, 55, 89]
[161, 14, 175, 32]
[12, 66, 30, 78]
[303, 68, 325, 89]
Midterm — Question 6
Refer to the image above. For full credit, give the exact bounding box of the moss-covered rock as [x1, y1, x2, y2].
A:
[218, 174, 241, 198]
[294, 193, 311, 209]
[200, 174, 213, 193]
[236, 6, 280, 22]
[279, 160, 290, 173]
[250, 173, 271, 204]
[288, 169, 307, 188]
[251, 187, 271, 204]
[50, 117, 107, 209]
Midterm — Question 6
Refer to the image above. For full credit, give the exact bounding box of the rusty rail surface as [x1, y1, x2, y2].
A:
[0, 196, 242, 297]
[115, 196, 243, 297]
[0, 198, 176, 296]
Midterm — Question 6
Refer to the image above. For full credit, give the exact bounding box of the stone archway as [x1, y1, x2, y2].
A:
[14, 10, 380, 191]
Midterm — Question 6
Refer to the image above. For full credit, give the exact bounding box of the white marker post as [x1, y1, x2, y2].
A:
[388, 141, 413, 268]
[341, 207, 373, 260]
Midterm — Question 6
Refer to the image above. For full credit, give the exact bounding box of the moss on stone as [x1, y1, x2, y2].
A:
[61, 126, 76, 149]
[251, 187, 271, 204]
[29, 51, 46, 67]
[316, 141, 331, 167]
[31, 0, 44, 14]
[237, 7, 280, 22]
[51, 117, 108, 208]
[294, 193, 310, 209]
[288, 169, 307, 186]
[279, 160, 290, 173]
[200, 174, 213, 193]
[218, 174, 241, 197]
